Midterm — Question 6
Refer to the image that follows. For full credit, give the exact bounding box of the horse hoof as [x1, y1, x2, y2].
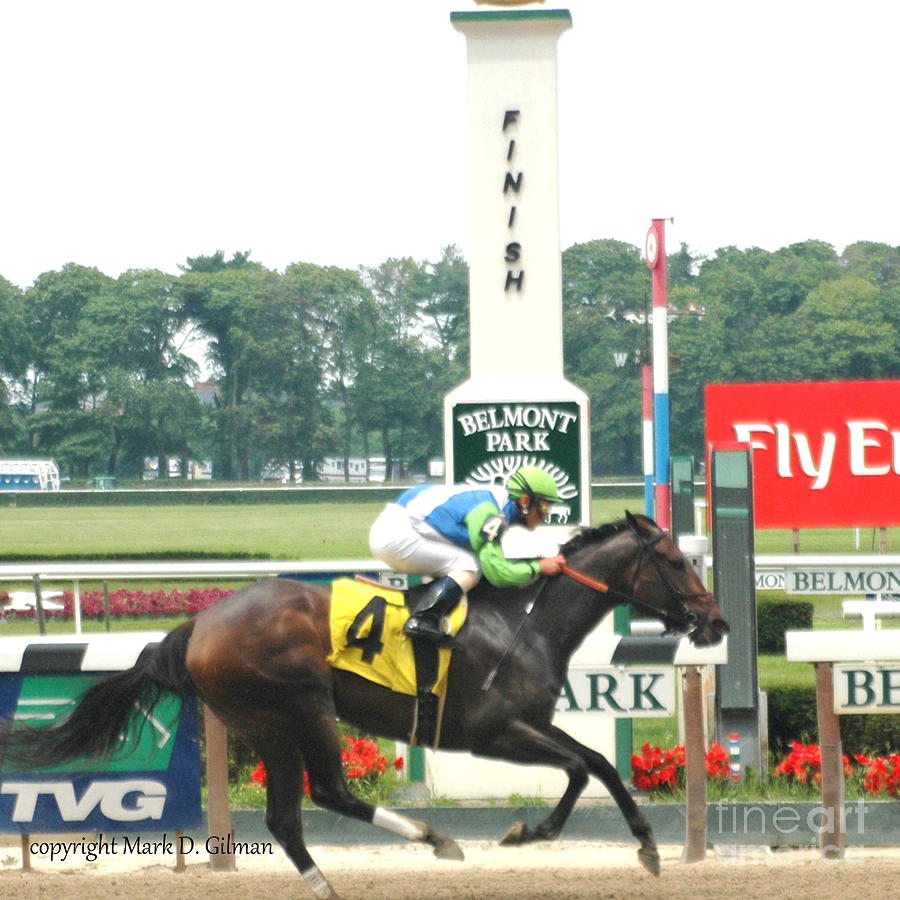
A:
[499, 821, 528, 845]
[432, 834, 465, 861]
[303, 866, 342, 898]
[638, 847, 661, 876]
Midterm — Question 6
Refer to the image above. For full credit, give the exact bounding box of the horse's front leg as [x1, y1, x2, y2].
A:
[473, 720, 659, 876]
[472, 719, 588, 844]
[541, 723, 659, 875]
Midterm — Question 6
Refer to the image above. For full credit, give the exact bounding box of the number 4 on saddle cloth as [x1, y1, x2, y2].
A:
[326, 578, 468, 743]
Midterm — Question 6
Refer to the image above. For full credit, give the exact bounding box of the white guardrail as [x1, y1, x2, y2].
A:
[6, 553, 898, 586]
[0, 560, 393, 635]
[4, 552, 900, 635]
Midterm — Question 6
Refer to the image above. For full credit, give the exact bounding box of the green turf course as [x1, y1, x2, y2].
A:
[1, 487, 892, 559]
[0, 501, 383, 560]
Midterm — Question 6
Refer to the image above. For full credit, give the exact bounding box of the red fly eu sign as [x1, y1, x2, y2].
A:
[705, 380, 900, 529]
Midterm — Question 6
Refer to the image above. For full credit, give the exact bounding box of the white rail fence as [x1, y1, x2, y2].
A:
[4, 553, 900, 634]
[0, 560, 394, 634]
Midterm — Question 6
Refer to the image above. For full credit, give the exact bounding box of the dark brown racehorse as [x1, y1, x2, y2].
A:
[1, 513, 726, 899]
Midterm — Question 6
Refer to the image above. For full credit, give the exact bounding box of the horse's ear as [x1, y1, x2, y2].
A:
[625, 510, 657, 532]
[625, 510, 656, 538]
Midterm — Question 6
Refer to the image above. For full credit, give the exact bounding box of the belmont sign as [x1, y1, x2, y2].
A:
[834, 665, 900, 714]
[787, 566, 900, 595]
[557, 667, 676, 717]
[705, 380, 900, 528]
[451, 399, 583, 518]
[445, 11, 590, 527]
[456, 403, 579, 455]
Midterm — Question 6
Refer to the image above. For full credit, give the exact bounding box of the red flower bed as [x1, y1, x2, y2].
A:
[774, 740, 900, 798]
[635, 739, 900, 798]
[631, 741, 730, 792]
[250, 736, 404, 798]
[854, 751, 900, 798]
[772, 740, 851, 785]
[4, 587, 235, 620]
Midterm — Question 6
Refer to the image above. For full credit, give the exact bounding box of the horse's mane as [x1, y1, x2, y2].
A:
[558, 514, 657, 557]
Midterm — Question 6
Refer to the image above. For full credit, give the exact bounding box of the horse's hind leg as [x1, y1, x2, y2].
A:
[301, 712, 464, 861]
[261, 744, 340, 900]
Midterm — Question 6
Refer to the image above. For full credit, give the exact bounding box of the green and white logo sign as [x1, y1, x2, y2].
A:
[11, 674, 183, 772]
[450, 399, 586, 524]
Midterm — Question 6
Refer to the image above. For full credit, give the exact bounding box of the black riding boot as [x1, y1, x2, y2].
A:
[403, 576, 463, 647]
[415, 689, 439, 746]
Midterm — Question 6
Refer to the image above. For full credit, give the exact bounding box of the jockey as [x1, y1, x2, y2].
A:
[368, 464, 567, 647]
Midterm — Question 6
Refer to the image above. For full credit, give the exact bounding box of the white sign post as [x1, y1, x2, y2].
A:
[426, 7, 596, 800]
[445, 8, 590, 536]
[786, 630, 900, 858]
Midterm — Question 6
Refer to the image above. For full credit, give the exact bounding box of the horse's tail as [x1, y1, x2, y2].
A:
[0, 620, 196, 768]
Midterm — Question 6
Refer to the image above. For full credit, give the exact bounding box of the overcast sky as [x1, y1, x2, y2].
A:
[1, 0, 896, 290]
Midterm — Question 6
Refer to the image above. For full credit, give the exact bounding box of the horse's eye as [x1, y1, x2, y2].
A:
[671, 558, 686, 572]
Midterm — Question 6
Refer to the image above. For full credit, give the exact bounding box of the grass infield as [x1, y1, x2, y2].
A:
[0, 489, 892, 559]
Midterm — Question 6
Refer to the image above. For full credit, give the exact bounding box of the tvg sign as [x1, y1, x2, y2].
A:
[0, 673, 200, 833]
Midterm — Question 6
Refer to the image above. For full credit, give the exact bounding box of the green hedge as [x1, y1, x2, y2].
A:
[0, 486, 398, 507]
[767, 687, 819, 753]
[1, 481, 635, 508]
[767, 686, 900, 755]
[757, 596, 814, 653]
[0, 550, 269, 562]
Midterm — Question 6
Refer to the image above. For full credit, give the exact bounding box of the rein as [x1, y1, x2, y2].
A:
[559, 563, 608, 593]
[560, 562, 672, 621]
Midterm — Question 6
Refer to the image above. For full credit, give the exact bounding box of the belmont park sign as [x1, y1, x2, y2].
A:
[451, 400, 584, 521]
[455, 403, 579, 454]
[706, 380, 900, 529]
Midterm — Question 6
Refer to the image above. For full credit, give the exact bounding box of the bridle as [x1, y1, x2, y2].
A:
[481, 519, 705, 693]
[561, 521, 705, 638]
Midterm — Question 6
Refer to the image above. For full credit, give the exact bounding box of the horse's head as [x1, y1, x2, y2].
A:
[559, 511, 729, 648]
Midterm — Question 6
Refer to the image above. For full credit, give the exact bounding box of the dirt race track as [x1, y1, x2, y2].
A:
[2, 841, 900, 900]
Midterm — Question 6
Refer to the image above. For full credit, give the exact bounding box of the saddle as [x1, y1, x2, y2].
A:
[325, 578, 468, 746]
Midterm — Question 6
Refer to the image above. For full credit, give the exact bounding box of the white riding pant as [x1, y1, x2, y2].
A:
[369, 503, 481, 586]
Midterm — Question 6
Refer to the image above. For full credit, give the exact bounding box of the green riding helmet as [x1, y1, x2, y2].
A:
[506, 465, 562, 504]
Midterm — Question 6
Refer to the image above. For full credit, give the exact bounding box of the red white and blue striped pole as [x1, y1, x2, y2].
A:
[641, 365, 654, 517]
[646, 218, 670, 530]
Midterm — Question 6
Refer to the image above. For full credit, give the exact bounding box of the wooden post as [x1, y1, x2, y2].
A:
[204, 705, 236, 872]
[103, 581, 111, 632]
[32, 575, 46, 635]
[175, 830, 186, 873]
[73, 578, 82, 635]
[814, 662, 845, 859]
[681, 666, 707, 862]
[21, 834, 32, 871]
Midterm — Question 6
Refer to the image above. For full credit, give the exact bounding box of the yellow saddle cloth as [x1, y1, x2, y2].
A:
[326, 578, 467, 696]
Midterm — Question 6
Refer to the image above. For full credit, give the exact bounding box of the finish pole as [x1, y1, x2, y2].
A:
[646, 218, 670, 529]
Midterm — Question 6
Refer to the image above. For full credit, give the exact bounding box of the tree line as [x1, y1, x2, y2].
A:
[0, 239, 897, 482]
